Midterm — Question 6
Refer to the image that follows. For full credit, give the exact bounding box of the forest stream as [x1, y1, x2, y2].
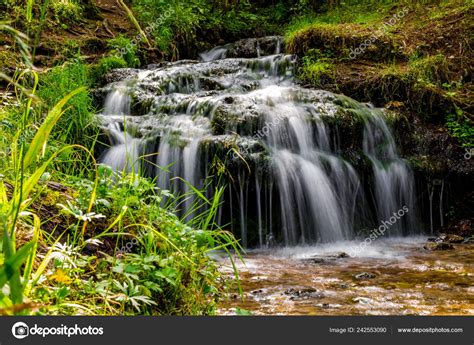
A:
[218, 239, 474, 315]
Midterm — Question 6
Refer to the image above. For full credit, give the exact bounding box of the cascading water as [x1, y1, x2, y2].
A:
[97, 36, 419, 247]
[363, 114, 418, 235]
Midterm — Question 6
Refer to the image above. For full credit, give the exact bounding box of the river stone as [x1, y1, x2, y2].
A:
[284, 287, 323, 300]
[423, 242, 454, 250]
[444, 234, 464, 243]
[303, 252, 350, 264]
[354, 272, 376, 280]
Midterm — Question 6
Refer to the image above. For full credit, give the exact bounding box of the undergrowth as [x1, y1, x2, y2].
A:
[0, 25, 241, 316]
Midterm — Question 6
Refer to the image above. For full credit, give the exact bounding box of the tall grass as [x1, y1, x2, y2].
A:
[1, 24, 240, 314]
[0, 65, 91, 312]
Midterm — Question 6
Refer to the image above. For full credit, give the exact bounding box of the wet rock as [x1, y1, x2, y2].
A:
[284, 287, 323, 300]
[428, 233, 464, 244]
[227, 36, 284, 59]
[444, 234, 464, 243]
[423, 242, 454, 251]
[354, 272, 376, 280]
[353, 297, 372, 304]
[303, 257, 326, 264]
[303, 252, 350, 264]
[103, 68, 140, 84]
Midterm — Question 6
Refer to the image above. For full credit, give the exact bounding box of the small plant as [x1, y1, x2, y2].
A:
[446, 108, 474, 149]
[409, 54, 451, 86]
[50, 0, 83, 23]
[108, 35, 140, 68]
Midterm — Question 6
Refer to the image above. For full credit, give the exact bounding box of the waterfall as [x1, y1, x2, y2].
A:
[96, 36, 420, 247]
[363, 114, 417, 235]
[199, 44, 232, 62]
[99, 85, 141, 173]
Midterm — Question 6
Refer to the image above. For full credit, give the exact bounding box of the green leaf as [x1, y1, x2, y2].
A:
[0, 241, 35, 292]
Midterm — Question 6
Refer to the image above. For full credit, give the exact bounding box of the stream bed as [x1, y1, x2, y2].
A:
[218, 238, 474, 315]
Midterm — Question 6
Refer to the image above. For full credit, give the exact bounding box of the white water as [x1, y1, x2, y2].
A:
[363, 114, 417, 235]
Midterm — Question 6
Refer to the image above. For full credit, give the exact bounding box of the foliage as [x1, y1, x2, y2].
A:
[130, 0, 295, 59]
[108, 35, 140, 68]
[130, 0, 204, 59]
[50, 0, 83, 23]
[408, 54, 452, 87]
[36, 61, 98, 152]
[298, 49, 335, 86]
[0, 64, 88, 312]
[26, 166, 238, 315]
[0, 25, 239, 316]
[446, 108, 474, 149]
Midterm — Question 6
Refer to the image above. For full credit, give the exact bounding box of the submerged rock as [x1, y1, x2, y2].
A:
[444, 234, 465, 243]
[303, 252, 350, 264]
[354, 272, 377, 280]
[423, 242, 454, 251]
[284, 287, 323, 300]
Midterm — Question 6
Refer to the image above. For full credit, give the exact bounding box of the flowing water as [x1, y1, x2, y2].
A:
[218, 239, 474, 315]
[95, 38, 472, 315]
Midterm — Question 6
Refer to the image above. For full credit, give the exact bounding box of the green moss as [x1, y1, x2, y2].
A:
[408, 54, 452, 86]
[298, 49, 335, 87]
[0, 50, 21, 68]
